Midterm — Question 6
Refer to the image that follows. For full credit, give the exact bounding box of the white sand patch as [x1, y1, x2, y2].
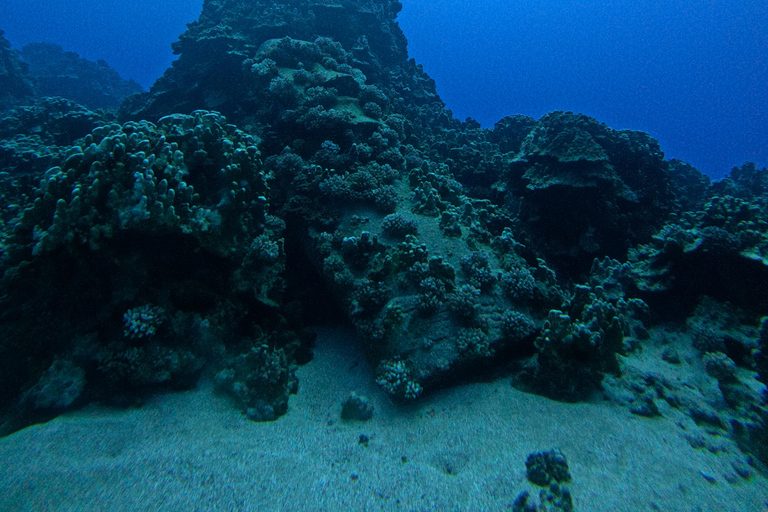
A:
[0, 326, 766, 512]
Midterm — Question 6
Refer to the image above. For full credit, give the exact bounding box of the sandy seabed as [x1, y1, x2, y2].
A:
[1, 326, 766, 512]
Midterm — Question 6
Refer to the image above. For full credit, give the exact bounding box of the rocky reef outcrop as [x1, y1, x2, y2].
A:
[20, 42, 143, 110]
[1, 31, 142, 113]
[0, 30, 35, 110]
[0, 0, 766, 472]
[0, 110, 302, 430]
[119, 0, 433, 128]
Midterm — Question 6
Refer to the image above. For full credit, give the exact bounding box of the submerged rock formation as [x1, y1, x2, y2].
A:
[0, 31, 142, 113]
[119, 0, 434, 127]
[0, 30, 35, 110]
[20, 42, 143, 110]
[0, 110, 301, 430]
[0, 0, 766, 470]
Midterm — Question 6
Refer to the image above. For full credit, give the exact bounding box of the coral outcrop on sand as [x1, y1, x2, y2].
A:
[0, 110, 301, 430]
[0, 0, 766, 472]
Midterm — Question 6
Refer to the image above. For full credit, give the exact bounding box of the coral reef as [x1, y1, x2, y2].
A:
[0, 0, 766, 463]
[0, 110, 300, 428]
[0, 30, 35, 110]
[629, 162, 768, 318]
[494, 111, 677, 276]
[1, 31, 141, 113]
[20, 42, 143, 110]
[0, 98, 107, 193]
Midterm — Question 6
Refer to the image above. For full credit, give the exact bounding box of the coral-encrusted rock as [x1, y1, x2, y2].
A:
[713, 161, 768, 200]
[0, 110, 299, 427]
[628, 164, 768, 317]
[0, 30, 35, 110]
[496, 111, 677, 276]
[0, 97, 105, 176]
[512, 485, 574, 512]
[667, 158, 711, 212]
[215, 343, 298, 421]
[20, 42, 143, 110]
[0, 97, 104, 148]
[526, 283, 648, 401]
[488, 114, 537, 154]
[117, 0, 508, 401]
[120, 0, 434, 130]
[6, 111, 272, 262]
[108, 0, 745, 410]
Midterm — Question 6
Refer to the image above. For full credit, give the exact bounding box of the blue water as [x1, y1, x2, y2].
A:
[0, 0, 203, 91]
[397, 0, 768, 180]
[2, 0, 766, 179]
